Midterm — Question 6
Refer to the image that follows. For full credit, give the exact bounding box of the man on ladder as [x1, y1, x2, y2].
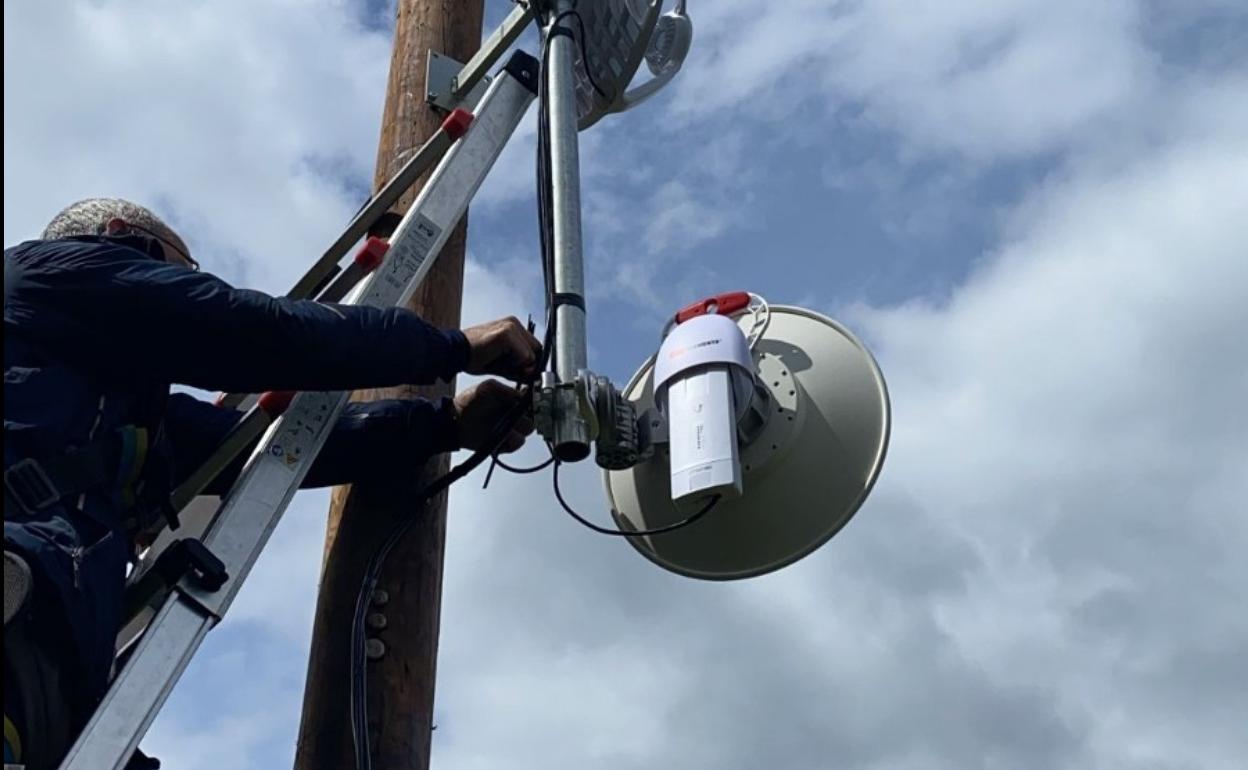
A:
[3, 197, 541, 769]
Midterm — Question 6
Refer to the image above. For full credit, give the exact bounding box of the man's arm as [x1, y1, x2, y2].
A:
[5, 239, 468, 392]
[163, 393, 459, 493]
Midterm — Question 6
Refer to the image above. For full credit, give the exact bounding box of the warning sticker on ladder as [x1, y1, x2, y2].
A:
[244, 394, 338, 506]
[363, 213, 442, 307]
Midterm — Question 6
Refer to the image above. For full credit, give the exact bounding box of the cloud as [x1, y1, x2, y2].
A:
[852, 120, 1248, 766]
[570, 0, 1248, 317]
[3, 0, 391, 291]
[425, 84, 1248, 769]
[672, 0, 1164, 160]
[6, 1, 1247, 769]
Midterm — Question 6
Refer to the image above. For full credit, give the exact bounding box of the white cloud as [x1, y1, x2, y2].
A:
[852, 100, 1248, 763]
[426, 87, 1248, 769]
[674, 0, 1161, 161]
[3, 0, 391, 291]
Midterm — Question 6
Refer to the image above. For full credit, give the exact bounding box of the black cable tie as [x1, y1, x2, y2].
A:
[551, 292, 585, 311]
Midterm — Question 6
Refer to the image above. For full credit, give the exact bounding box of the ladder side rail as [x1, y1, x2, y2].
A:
[58, 55, 538, 770]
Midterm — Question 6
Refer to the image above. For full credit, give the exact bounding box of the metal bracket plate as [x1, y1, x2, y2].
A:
[738, 352, 803, 479]
[426, 51, 490, 113]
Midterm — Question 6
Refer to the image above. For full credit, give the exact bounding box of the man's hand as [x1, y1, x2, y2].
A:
[462, 317, 542, 382]
[453, 379, 534, 454]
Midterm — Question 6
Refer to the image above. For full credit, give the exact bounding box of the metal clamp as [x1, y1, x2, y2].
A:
[587, 374, 640, 470]
[736, 375, 775, 447]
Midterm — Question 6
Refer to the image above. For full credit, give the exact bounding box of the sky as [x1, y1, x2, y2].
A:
[5, 1, 1248, 769]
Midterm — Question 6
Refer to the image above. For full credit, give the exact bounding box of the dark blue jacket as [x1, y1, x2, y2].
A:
[4, 234, 469, 715]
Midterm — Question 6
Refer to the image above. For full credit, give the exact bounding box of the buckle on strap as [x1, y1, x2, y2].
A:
[4, 458, 62, 514]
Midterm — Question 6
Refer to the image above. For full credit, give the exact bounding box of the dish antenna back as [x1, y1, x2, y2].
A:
[555, 0, 693, 128]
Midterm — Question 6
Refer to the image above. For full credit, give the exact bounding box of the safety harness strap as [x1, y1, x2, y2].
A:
[4, 427, 164, 535]
[4, 444, 112, 516]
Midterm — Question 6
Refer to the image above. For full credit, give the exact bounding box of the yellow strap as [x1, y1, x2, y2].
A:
[124, 426, 150, 488]
[117, 426, 150, 508]
[4, 713, 22, 762]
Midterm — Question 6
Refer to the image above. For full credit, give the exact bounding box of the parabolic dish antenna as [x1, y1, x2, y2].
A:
[553, 0, 684, 128]
[605, 306, 891, 580]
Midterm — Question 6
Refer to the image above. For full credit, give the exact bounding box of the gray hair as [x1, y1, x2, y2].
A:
[42, 198, 188, 256]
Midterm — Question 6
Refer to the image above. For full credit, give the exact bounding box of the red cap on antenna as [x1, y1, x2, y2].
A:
[675, 291, 751, 324]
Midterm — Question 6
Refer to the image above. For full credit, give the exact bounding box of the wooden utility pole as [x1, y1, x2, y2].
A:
[294, 1, 484, 768]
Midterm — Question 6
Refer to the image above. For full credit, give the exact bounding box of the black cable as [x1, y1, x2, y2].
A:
[353, 11, 655, 763]
[350, 394, 532, 769]
[536, 23, 558, 372]
[483, 453, 555, 489]
[532, 14, 726, 539]
[536, 8, 608, 376]
[495, 456, 556, 475]
[552, 457, 722, 537]
[476, 24, 563, 499]
[548, 9, 611, 101]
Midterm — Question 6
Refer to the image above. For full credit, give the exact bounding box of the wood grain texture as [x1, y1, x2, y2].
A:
[294, 2, 485, 767]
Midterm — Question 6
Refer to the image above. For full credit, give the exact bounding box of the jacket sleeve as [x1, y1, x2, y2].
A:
[162, 393, 459, 493]
[4, 240, 470, 392]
